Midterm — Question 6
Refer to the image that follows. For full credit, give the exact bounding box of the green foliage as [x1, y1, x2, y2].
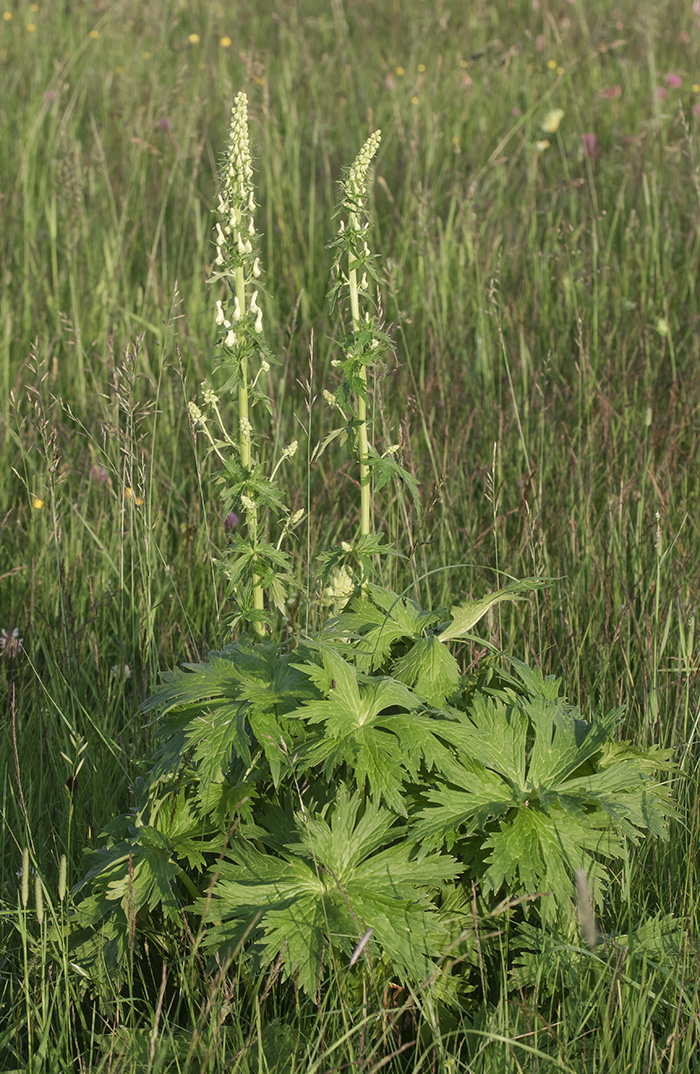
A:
[71, 583, 675, 1002]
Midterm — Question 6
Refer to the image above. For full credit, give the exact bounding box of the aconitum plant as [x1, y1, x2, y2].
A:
[71, 94, 674, 1012]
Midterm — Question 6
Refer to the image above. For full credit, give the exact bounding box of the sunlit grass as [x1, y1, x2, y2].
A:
[1, 0, 700, 1068]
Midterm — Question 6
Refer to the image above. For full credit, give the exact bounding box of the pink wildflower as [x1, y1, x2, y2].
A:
[581, 132, 601, 159]
[664, 73, 682, 88]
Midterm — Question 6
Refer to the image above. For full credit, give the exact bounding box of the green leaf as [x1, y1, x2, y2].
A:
[438, 578, 549, 643]
[481, 804, 619, 920]
[292, 650, 442, 813]
[415, 679, 674, 920]
[393, 635, 461, 706]
[325, 584, 441, 672]
[199, 788, 459, 994]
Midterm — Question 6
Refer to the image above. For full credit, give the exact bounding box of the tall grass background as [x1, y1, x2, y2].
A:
[1, 0, 699, 1069]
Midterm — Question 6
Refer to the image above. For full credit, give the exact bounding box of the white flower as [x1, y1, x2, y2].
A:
[322, 566, 354, 614]
[215, 300, 226, 325]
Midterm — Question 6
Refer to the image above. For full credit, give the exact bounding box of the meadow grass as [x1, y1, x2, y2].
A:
[1, 0, 699, 1069]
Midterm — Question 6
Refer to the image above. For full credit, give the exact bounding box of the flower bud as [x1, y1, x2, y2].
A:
[188, 401, 204, 424]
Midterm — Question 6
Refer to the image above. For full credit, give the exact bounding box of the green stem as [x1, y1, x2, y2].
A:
[348, 216, 371, 538]
[235, 261, 264, 634]
[235, 265, 250, 471]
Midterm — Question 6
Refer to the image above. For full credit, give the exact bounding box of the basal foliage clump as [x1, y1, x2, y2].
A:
[71, 94, 675, 1008]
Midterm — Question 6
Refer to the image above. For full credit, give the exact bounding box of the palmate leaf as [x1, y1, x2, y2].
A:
[481, 804, 619, 918]
[415, 672, 674, 920]
[326, 591, 425, 671]
[292, 649, 454, 814]
[79, 829, 181, 923]
[144, 639, 314, 787]
[198, 787, 460, 994]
